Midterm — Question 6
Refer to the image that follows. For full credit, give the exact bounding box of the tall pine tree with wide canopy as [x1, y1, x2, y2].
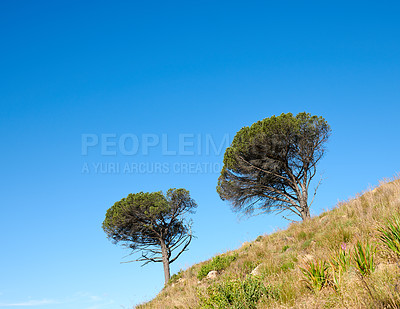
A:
[217, 112, 331, 221]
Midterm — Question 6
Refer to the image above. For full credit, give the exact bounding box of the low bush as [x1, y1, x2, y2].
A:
[197, 253, 238, 280]
[280, 261, 294, 272]
[198, 276, 277, 308]
[168, 270, 183, 285]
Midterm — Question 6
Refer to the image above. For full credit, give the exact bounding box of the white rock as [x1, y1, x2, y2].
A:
[251, 264, 263, 276]
[206, 270, 218, 279]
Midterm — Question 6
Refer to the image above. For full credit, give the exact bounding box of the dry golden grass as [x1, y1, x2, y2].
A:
[137, 175, 400, 308]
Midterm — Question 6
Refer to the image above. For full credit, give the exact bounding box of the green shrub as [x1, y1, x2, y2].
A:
[353, 240, 376, 276]
[298, 231, 307, 240]
[198, 276, 277, 308]
[197, 254, 238, 280]
[280, 261, 294, 272]
[378, 215, 400, 258]
[299, 260, 329, 292]
[168, 270, 183, 284]
[301, 239, 312, 249]
[282, 245, 290, 252]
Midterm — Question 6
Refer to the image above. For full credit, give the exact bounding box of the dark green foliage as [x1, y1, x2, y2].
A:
[102, 188, 197, 284]
[217, 112, 331, 221]
[198, 276, 277, 308]
[197, 254, 238, 280]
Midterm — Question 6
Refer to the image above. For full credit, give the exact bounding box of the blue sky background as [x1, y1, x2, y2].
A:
[1, 1, 399, 308]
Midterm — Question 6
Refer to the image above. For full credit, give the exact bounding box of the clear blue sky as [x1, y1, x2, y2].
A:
[1, 1, 399, 308]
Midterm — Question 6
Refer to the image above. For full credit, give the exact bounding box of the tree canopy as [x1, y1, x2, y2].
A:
[102, 188, 197, 284]
[217, 112, 331, 221]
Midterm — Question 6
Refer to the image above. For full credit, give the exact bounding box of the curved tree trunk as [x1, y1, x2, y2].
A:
[160, 239, 170, 285]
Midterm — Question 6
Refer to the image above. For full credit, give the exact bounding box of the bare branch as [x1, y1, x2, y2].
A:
[309, 174, 324, 207]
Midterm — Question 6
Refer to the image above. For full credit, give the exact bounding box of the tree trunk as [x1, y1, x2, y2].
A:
[300, 207, 310, 221]
[160, 239, 170, 285]
[299, 199, 310, 221]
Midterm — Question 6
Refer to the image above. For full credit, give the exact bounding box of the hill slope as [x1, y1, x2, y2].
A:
[138, 176, 400, 308]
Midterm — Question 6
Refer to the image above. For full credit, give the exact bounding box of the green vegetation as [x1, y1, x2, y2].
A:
[197, 254, 238, 280]
[378, 215, 400, 258]
[299, 260, 329, 292]
[329, 244, 351, 273]
[198, 276, 277, 309]
[168, 270, 184, 285]
[353, 241, 376, 276]
[137, 176, 400, 308]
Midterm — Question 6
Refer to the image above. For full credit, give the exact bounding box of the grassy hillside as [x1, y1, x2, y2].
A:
[137, 176, 400, 308]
